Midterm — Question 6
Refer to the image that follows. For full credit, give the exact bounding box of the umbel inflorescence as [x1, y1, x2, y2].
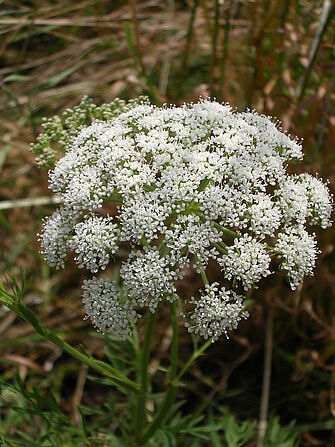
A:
[33, 97, 333, 342]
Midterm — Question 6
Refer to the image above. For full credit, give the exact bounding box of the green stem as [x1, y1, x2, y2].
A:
[199, 265, 209, 286]
[0, 294, 140, 392]
[139, 385, 177, 445]
[167, 302, 178, 381]
[176, 338, 212, 383]
[138, 301, 179, 445]
[267, 245, 281, 255]
[194, 254, 209, 286]
[213, 222, 238, 238]
[213, 226, 280, 256]
[139, 337, 212, 444]
[213, 242, 228, 255]
[135, 309, 158, 436]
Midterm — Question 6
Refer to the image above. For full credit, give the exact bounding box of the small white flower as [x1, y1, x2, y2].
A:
[275, 176, 309, 226]
[119, 192, 171, 243]
[39, 208, 75, 268]
[185, 282, 248, 341]
[301, 174, 333, 229]
[68, 216, 119, 272]
[275, 226, 319, 290]
[164, 214, 221, 269]
[219, 234, 272, 290]
[120, 246, 182, 311]
[82, 277, 138, 338]
[199, 184, 249, 228]
[249, 193, 282, 238]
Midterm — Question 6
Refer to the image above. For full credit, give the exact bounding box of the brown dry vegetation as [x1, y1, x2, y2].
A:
[0, 0, 335, 445]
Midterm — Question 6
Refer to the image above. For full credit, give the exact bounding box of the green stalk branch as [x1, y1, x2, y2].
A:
[219, 4, 231, 97]
[139, 336, 212, 445]
[139, 384, 177, 445]
[176, 338, 212, 383]
[199, 265, 209, 286]
[213, 242, 228, 255]
[257, 305, 274, 447]
[168, 302, 178, 381]
[138, 301, 179, 445]
[213, 222, 238, 238]
[135, 309, 158, 435]
[0, 289, 140, 393]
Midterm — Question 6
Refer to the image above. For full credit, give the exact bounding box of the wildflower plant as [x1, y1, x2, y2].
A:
[35, 97, 332, 339]
[1, 97, 332, 445]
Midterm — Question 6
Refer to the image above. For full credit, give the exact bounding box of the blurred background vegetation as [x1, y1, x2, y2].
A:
[0, 0, 335, 445]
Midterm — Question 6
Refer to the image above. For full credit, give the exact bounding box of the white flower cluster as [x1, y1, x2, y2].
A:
[39, 208, 75, 269]
[249, 194, 282, 238]
[275, 227, 319, 290]
[219, 234, 272, 291]
[164, 214, 221, 269]
[276, 174, 332, 229]
[38, 98, 333, 341]
[185, 283, 249, 341]
[68, 216, 119, 273]
[82, 278, 138, 337]
[120, 246, 182, 311]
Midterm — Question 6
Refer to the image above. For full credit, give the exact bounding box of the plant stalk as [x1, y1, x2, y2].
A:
[138, 301, 179, 445]
[257, 304, 274, 447]
[0, 292, 140, 392]
[135, 309, 158, 436]
[177, 337, 212, 382]
[213, 222, 237, 238]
